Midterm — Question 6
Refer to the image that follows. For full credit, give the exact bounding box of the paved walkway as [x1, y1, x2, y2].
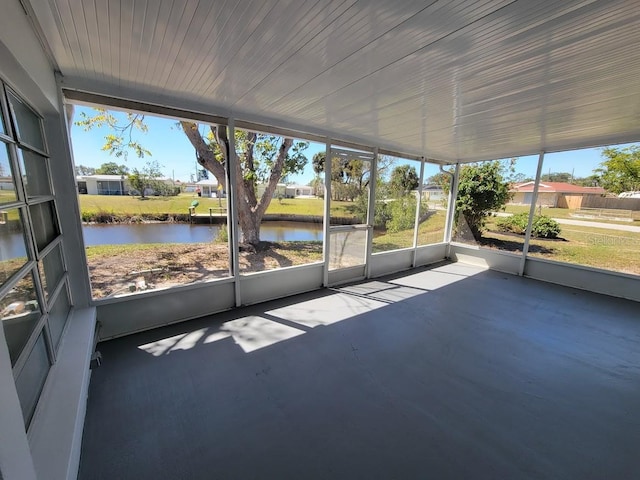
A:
[493, 212, 640, 233]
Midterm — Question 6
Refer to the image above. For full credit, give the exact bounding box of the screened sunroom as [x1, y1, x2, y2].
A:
[1, 1, 639, 479]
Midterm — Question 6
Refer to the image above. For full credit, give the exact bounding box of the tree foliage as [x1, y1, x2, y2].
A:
[386, 195, 418, 233]
[427, 172, 451, 190]
[311, 152, 395, 202]
[596, 145, 640, 194]
[128, 160, 164, 198]
[455, 161, 513, 241]
[75, 164, 96, 176]
[540, 171, 573, 183]
[75, 108, 152, 159]
[96, 162, 130, 175]
[312, 152, 367, 201]
[389, 164, 419, 196]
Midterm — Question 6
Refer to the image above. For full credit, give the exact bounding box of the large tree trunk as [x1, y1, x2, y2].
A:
[180, 121, 294, 245]
[238, 208, 261, 245]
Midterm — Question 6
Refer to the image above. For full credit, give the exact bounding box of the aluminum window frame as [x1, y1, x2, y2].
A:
[0, 77, 72, 429]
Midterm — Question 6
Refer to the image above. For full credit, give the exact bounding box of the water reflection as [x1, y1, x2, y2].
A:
[82, 221, 323, 246]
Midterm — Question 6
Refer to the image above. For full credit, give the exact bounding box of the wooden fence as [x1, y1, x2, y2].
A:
[557, 194, 584, 209]
[580, 196, 640, 211]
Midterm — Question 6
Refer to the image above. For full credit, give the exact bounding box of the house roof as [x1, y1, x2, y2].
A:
[195, 179, 219, 186]
[28, 1, 640, 164]
[511, 182, 606, 194]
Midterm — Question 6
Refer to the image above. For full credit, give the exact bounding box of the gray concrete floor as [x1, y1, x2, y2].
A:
[79, 263, 640, 479]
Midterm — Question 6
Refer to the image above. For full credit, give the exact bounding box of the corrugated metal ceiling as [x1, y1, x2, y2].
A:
[29, 0, 640, 162]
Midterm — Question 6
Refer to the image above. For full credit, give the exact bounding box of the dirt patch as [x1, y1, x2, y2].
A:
[88, 242, 323, 298]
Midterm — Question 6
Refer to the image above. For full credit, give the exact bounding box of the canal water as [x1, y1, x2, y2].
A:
[81, 221, 323, 246]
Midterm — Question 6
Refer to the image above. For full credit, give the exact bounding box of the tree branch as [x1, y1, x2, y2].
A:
[180, 122, 226, 184]
[257, 138, 292, 217]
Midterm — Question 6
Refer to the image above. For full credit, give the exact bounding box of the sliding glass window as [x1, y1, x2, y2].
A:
[0, 81, 71, 428]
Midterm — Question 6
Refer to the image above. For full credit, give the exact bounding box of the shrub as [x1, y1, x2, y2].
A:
[386, 196, 417, 233]
[454, 161, 513, 240]
[496, 212, 561, 238]
[354, 189, 391, 227]
[532, 215, 561, 238]
[496, 212, 529, 234]
[215, 224, 229, 243]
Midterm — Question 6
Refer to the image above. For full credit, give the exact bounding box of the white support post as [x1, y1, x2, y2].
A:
[519, 151, 545, 276]
[412, 157, 425, 267]
[365, 148, 378, 278]
[444, 163, 460, 258]
[227, 118, 242, 306]
[55, 74, 92, 308]
[322, 138, 332, 287]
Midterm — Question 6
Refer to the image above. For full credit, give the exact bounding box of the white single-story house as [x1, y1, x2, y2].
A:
[256, 182, 287, 199]
[195, 178, 226, 197]
[285, 184, 314, 197]
[76, 174, 128, 195]
[77, 175, 178, 196]
[197, 180, 311, 199]
[419, 184, 445, 203]
[256, 183, 314, 199]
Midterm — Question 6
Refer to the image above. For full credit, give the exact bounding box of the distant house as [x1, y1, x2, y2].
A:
[256, 183, 287, 199]
[196, 178, 226, 198]
[618, 191, 640, 199]
[76, 174, 129, 195]
[0, 176, 14, 191]
[77, 175, 177, 196]
[510, 182, 606, 208]
[194, 180, 313, 199]
[285, 184, 314, 197]
[257, 183, 314, 198]
[419, 184, 445, 203]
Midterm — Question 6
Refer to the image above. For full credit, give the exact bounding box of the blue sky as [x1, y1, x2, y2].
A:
[69, 105, 629, 184]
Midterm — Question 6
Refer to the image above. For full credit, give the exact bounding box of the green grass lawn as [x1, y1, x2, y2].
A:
[268, 198, 357, 218]
[79, 193, 225, 216]
[78, 194, 356, 218]
[472, 217, 640, 275]
[527, 226, 640, 274]
[372, 210, 446, 252]
[0, 190, 18, 202]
